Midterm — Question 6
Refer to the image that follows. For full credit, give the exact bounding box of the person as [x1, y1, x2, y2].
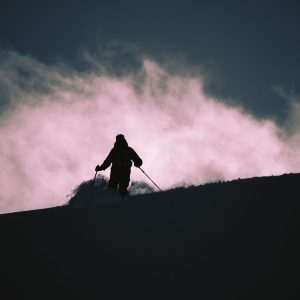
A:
[95, 134, 143, 197]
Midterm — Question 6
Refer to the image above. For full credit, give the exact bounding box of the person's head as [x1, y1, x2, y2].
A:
[114, 134, 128, 148]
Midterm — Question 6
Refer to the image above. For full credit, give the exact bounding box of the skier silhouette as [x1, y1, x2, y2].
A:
[95, 134, 143, 197]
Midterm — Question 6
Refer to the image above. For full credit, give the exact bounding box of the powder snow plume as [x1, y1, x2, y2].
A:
[0, 50, 300, 213]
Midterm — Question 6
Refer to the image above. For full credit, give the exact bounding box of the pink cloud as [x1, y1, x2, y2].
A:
[0, 52, 299, 213]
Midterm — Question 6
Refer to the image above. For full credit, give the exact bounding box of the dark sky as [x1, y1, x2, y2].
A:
[1, 0, 300, 122]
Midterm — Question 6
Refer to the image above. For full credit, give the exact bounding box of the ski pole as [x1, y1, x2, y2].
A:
[92, 171, 98, 185]
[138, 167, 162, 192]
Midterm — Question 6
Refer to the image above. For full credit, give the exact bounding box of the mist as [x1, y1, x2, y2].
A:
[0, 50, 299, 213]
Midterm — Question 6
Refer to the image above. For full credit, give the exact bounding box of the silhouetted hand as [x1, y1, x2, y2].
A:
[95, 165, 102, 172]
[134, 162, 142, 168]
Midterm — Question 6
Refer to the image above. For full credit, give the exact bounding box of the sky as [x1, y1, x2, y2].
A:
[1, 0, 300, 213]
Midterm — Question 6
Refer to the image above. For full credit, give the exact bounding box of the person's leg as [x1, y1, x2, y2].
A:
[108, 166, 119, 191]
[118, 168, 131, 197]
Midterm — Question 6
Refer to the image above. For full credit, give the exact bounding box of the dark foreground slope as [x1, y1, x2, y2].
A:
[1, 173, 299, 299]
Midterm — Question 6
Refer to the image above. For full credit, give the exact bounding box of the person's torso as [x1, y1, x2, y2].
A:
[111, 147, 132, 168]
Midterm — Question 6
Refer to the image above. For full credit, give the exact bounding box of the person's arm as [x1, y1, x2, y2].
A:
[130, 148, 143, 167]
[96, 149, 114, 171]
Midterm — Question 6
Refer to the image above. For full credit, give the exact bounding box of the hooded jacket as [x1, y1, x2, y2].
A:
[100, 137, 142, 170]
